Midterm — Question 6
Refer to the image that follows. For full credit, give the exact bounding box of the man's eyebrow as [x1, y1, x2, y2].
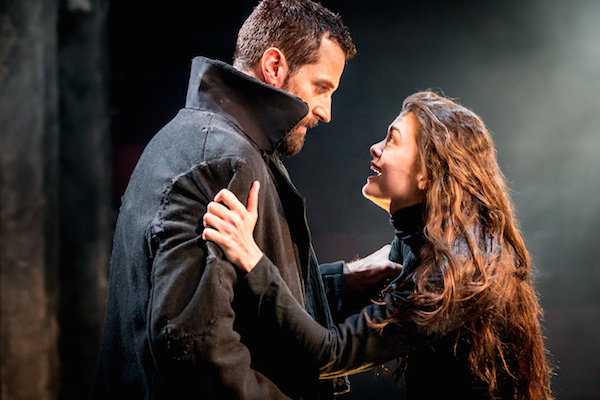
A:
[314, 79, 336, 90]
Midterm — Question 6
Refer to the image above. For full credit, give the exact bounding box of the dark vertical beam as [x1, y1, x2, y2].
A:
[0, 0, 61, 398]
[57, 0, 111, 398]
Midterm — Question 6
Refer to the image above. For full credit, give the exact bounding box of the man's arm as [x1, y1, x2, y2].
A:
[147, 158, 291, 399]
[320, 245, 401, 322]
[343, 245, 402, 292]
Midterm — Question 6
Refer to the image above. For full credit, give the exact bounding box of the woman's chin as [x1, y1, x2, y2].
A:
[362, 187, 390, 213]
[361, 182, 374, 200]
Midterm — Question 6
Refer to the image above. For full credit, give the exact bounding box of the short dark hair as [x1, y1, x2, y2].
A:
[233, 0, 356, 74]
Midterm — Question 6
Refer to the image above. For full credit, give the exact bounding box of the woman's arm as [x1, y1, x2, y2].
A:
[202, 183, 400, 282]
[239, 253, 428, 378]
[202, 181, 264, 272]
[202, 183, 432, 377]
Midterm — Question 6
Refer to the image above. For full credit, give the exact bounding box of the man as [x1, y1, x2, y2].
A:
[92, 1, 398, 399]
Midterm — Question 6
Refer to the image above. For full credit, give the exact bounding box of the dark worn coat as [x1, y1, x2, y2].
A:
[92, 57, 345, 400]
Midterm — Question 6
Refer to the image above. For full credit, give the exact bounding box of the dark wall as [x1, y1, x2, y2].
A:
[0, 0, 61, 397]
[58, 1, 112, 398]
[1, 0, 110, 399]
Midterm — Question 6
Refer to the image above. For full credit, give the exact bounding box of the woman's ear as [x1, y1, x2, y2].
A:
[261, 47, 289, 88]
[417, 171, 430, 192]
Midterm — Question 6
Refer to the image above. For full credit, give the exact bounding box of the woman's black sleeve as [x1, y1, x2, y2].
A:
[237, 255, 433, 379]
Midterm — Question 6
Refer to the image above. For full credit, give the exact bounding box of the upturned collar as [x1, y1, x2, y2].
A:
[185, 56, 309, 155]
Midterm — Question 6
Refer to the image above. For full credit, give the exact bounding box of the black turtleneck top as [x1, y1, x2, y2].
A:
[388, 203, 426, 282]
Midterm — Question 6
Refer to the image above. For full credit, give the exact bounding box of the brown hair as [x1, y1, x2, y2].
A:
[387, 91, 553, 398]
[233, 0, 356, 74]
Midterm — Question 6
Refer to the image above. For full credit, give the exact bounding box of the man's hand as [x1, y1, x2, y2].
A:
[344, 244, 402, 292]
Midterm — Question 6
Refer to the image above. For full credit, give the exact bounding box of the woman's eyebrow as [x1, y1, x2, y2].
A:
[388, 123, 401, 137]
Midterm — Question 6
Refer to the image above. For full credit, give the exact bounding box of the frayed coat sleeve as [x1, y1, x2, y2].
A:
[147, 157, 291, 399]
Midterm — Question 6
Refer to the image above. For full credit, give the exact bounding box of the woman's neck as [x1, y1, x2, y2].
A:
[390, 203, 426, 252]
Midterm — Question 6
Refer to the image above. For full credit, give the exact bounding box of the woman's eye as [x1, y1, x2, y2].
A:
[386, 129, 400, 144]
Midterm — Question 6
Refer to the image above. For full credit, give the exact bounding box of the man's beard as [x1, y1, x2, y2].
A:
[277, 116, 318, 157]
[277, 76, 318, 157]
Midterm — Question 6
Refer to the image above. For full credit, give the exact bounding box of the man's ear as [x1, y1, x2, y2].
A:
[261, 47, 289, 88]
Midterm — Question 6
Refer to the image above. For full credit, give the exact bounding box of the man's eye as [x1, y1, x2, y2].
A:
[315, 84, 329, 94]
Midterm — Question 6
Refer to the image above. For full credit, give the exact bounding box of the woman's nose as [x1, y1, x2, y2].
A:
[370, 141, 384, 157]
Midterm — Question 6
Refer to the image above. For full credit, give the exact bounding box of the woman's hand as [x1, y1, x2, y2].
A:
[202, 181, 263, 273]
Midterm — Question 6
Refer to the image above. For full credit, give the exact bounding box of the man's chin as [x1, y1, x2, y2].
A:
[295, 126, 307, 135]
[278, 129, 307, 157]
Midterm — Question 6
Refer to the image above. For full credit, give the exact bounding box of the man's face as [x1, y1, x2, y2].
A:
[278, 37, 346, 156]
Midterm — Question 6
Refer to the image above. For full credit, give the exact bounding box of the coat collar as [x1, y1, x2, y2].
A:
[185, 56, 309, 154]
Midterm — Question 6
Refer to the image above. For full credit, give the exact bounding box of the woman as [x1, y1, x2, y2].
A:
[202, 91, 553, 399]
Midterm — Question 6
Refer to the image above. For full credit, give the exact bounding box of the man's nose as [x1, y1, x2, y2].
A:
[313, 99, 332, 123]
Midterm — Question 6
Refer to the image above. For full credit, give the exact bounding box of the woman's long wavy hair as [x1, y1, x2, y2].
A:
[387, 91, 552, 398]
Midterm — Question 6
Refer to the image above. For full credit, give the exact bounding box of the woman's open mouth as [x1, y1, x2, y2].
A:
[370, 162, 382, 176]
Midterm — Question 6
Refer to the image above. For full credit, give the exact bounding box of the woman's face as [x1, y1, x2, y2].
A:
[362, 112, 428, 214]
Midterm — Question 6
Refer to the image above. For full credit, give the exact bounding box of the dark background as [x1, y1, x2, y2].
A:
[1, 0, 599, 398]
[111, 0, 600, 398]
[111, 2, 600, 396]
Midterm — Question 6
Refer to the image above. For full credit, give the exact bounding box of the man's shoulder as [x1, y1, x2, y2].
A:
[155, 108, 266, 164]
